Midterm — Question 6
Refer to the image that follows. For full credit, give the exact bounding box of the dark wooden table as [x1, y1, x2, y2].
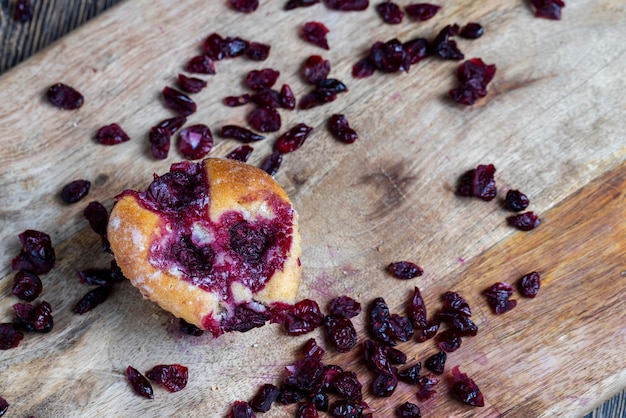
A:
[0, 1, 623, 417]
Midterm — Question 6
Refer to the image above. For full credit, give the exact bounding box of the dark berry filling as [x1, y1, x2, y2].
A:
[303, 55, 331, 85]
[457, 164, 497, 201]
[230, 0, 259, 13]
[274, 124, 314, 154]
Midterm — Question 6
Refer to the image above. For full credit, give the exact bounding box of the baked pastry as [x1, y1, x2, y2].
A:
[107, 158, 301, 336]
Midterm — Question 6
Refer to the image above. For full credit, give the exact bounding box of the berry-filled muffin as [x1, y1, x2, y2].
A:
[107, 158, 301, 336]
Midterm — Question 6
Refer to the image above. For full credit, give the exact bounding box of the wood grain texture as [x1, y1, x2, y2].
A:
[0, 0, 624, 416]
[0, 0, 124, 74]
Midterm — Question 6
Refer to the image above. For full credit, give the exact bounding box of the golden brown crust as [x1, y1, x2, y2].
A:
[107, 158, 301, 332]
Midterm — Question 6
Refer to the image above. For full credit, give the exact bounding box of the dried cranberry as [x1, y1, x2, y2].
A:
[157, 116, 187, 135]
[222, 37, 249, 58]
[250, 383, 280, 412]
[146, 364, 188, 392]
[459, 22, 484, 39]
[372, 371, 398, 397]
[250, 88, 282, 108]
[403, 38, 429, 64]
[221, 125, 264, 142]
[450, 58, 497, 105]
[46, 83, 84, 110]
[405, 3, 441, 20]
[300, 79, 348, 109]
[178, 124, 213, 160]
[178, 74, 207, 93]
[408, 287, 428, 328]
[185, 55, 216, 74]
[458, 164, 497, 201]
[229, 221, 272, 262]
[84, 201, 110, 251]
[531, 0, 565, 20]
[127, 366, 154, 399]
[388, 314, 414, 342]
[415, 375, 439, 400]
[324, 315, 358, 353]
[248, 106, 281, 132]
[274, 124, 313, 154]
[284, 299, 324, 335]
[396, 402, 421, 417]
[230, 0, 259, 13]
[95, 123, 130, 145]
[278, 386, 308, 404]
[328, 114, 358, 144]
[368, 297, 395, 345]
[442, 291, 472, 317]
[329, 296, 361, 319]
[321, 364, 344, 390]
[329, 400, 363, 418]
[179, 319, 204, 336]
[519, 272, 541, 298]
[246, 42, 271, 61]
[222, 304, 270, 332]
[246, 68, 280, 90]
[280, 84, 296, 109]
[260, 151, 283, 176]
[225, 145, 254, 162]
[363, 339, 394, 375]
[387, 261, 423, 280]
[301, 22, 330, 50]
[162, 87, 197, 116]
[302, 338, 326, 360]
[224, 94, 251, 107]
[377, 1, 404, 24]
[332, 371, 363, 401]
[13, 301, 53, 333]
[78, 268, 122, 286]
[387, 346, 407, 364]
[303, 55, 331, 84]
[311, 391, 329, 411]
[398, 363, 421, 384]
[12, 270, 42, 301]
[450, 314, 478, 337]
[286, 0, 321, 9]
[424, 350, 446, 375]
[505, 189, 530, 211]
[61, 179, 91, 203]
[451, 365, 485, 407]
[297, 402, 319, 418]
[73, 286, 112, 314]
[13, 0, 34, 22]
[432, 24, 464, 60]
[415, 320, 439, 342]
[483, 282, 517, 314]
[325, 0, 369, 11]
[149, 128, 170, 159]
[11, 230, 55, 274]
[507, 211, 541, 231]
[370, 39, 410, 73]
[0, 323, 24, 350]
[436, 329, 462, 352]
[284, 357, 325, 393]
[352, 58, 376, 78]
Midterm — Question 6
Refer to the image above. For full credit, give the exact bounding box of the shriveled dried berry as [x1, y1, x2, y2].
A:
[303, 55, 331, 84]
[246, 68, 280, 90]
[328, 114, 358, 144]
[284, 299, 324, 335]
[415, 375, 439, 400]
[352, 58, 376, 78]
[328, 400, 363, 417]
[398, 363, 421, 384]
[95, 123, 130, 145]
[483, 282, 517, 314]
[369, 297, 395, 345]
[275, 123, 313, 154]
[78, 268, 123, 286]
[505, 189, 530, 211]
[377, 1, 404, 24]
[370, 39, 410, 73]
[405, 3, 440, 21]
[415, 320, 439, 342]
[13, 0, 34, 22]
[162, 87, 197, 116]
[324, 315, 358, 353]
[73, 286, 112, 314]
[332, 371, 363, 401]
[531, 0, 565, 20]
[230, 0, 259, 13]
[329, 296, 361, 319]
[302, 338, 326, 360]
[250, 383, 280, 412]
[372, 371, 398, 397]
[451, 365, 484, 407]
[248, 106, 281, 132]
[0, 323, 24, 350]
[519, 271, 541, 298]
[408, 286, 428, 329]
[450, 58, 497, 105]
[13, 301, 53, 333]
[11, 230, 55, 274]
[225, 145, 254, 162]
[221, 125, 265, 142]
[325, 0, 369, 11]
[46, 83, 84, 110]
[311, 391, 329, 411]
[250, 88, 283, 108]
[178, 74, 207, 93]
[84, 201, 109, 251]
[12, 270, 42, 301]
[180, 319, 204, 336]
[286, 0, 321, 9]
[436, 329, 462, 352]
[185, 55, 216, 74]
[126, 366, 154, 399]
[178, 124, 213, 160]
[389, 314, 414, 342]
[301, 21, 330, 50]
[0, 396, 8, 416]
[387, 261, 423, 280]
[363, 339, 394, 375]
[61, 179, 91, 203]
[507, 211, 541, 231]
[146, 364, 188, 392]
[260, 150, 283, 176]
[457, 164, 497, 201]
[432, 24, 464, 60]
[404, 37, 429, 65]
[297, 402, 319, 418]
[424, 350, 446, 375]
[396, 402, 421, 417]
[459, 22, 484, 39]
[442, 291, 472, 317]
[224, 94, 251, 107]
[280, 84, 296, 109]
[246, 42, 271, 61]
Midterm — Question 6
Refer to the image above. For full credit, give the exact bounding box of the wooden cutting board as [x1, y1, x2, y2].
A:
[0, 1, 624, 417]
